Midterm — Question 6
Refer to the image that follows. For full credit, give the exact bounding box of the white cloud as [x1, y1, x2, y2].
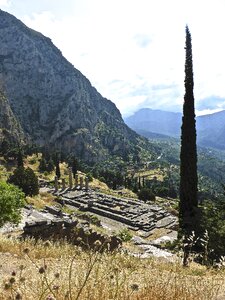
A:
[1, 0, 225, 116]
[0, 0, 10, 7]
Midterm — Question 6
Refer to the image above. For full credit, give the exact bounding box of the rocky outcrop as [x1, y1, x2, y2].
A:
[0, 9, 149, 162]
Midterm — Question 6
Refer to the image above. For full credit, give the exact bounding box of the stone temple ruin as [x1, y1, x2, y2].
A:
[56, 191, 177, 234]
[30, 168, 178, 246]
[21, 168, 178, 254]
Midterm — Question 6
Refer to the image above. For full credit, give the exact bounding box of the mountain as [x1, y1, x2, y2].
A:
[133, 128, 174, 140]
[197, 110, 225, 149]
[0, 10, 152, 162]
[125, 108, 182, 138]
[125, 108, 225, 150]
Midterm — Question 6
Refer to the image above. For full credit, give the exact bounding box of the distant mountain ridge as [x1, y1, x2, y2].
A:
[125, 108, 225, 150]
[0, 9, 153, 162]
[125, 108, 182, 137]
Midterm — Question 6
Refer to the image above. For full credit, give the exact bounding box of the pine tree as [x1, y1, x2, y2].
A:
[179, 26, 198, 237]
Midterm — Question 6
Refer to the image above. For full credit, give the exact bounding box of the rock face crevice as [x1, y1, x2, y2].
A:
[0, 9, 146, 162]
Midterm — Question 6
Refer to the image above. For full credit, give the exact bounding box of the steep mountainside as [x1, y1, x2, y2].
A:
[0, 10, 150, 162]
[125, 108, 225, 150]
[0, 90, 25, 147]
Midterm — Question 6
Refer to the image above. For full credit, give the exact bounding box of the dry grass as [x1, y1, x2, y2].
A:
[26, 192, 57, 210]
[0, 235, 225, 300]
[135, 168, 165, 182]
[24, 154, 41, 172]
[0, 164, 7, 182]
[89, 177, 138, 199]
[90, 178, 109, 190]
[145, 228, 172, 241]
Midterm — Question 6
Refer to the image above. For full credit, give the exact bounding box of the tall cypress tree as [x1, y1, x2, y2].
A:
[179, 26, 198, 236]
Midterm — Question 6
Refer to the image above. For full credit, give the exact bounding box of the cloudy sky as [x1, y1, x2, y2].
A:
[0, 0, 225, 117]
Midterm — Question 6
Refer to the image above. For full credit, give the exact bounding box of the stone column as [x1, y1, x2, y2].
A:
[62, 178, 66, 190]
[69, 167, 73, 189]
[75, 174, 79, 189]
[54, 176, 58, 191]
[85, 176, 89, 191]
[80, 176, 84, 189]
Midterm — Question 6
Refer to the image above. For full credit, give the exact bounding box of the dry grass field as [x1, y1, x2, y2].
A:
[0, 235, 225, 300]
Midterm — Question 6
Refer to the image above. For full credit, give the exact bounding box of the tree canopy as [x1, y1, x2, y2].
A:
[0, 181, 25, 227]
[8, 167, 39, 196]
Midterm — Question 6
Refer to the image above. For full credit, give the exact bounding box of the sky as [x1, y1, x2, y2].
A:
[0, 0, 225, 117]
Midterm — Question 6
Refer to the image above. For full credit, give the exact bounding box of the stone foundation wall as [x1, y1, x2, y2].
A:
[22, 218, 121, 251]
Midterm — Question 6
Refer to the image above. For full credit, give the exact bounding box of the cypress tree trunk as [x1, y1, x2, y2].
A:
[179, 26, 198, 237]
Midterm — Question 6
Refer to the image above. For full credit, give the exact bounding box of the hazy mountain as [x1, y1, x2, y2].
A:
[125, 108, 182, 137]
[125, 108, 225, 150]
[0, 10, 153, 162]
[197, 110, 225, 149]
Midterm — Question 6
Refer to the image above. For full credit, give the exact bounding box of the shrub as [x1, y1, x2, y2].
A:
[0, 181, 25, 227]
[199, 199, 225, 260]
[137, 188, 156, 202]
[154, 186, 170, 197]
[8, 167, 39, 196]
[118, 228, 133, 242]
[86, 173, 93, 182]
[28, 157, 37, 165]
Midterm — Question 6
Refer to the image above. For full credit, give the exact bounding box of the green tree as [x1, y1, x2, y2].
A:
[16, 147, 24, 168]
[179, 26, 198, 237]
[39, 157, 47, 172]
[137, 188, 155, 202]
[200, 199, 225, 260]
[46, 157, 55, 172]
[8, 167, 39, 196]
[0, 181, 25, 227]
[0, 139, 10, 156]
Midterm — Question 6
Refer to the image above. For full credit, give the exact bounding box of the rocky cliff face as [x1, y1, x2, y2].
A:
[0, 90, 25, 147]
[0, 10, 145, 162]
